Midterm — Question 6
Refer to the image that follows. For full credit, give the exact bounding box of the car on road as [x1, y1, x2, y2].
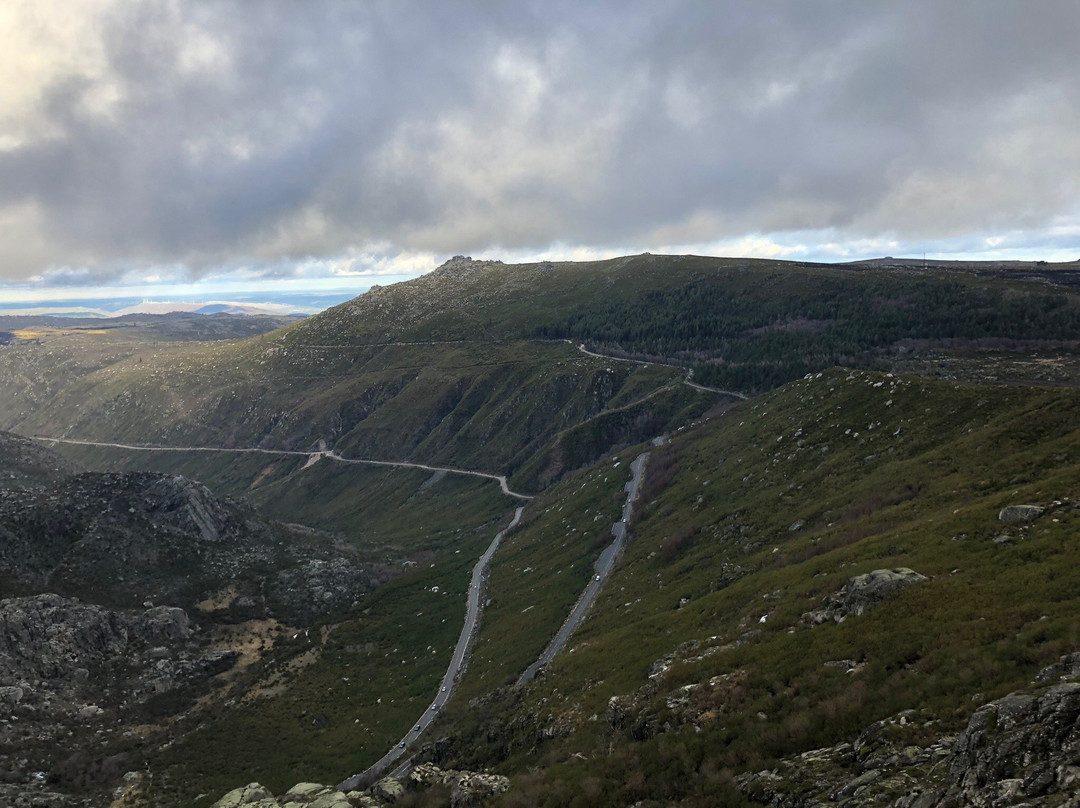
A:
[399, 742, 405, 748]
[595, 574, 601, 581]
[414, 725, 420, 732]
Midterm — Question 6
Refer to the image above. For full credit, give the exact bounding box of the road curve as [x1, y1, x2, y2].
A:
[337, 505, 525, 791]
[567, 340, 748, 400]
[35, 438, 533, 500]
[518, 451, 648, 684]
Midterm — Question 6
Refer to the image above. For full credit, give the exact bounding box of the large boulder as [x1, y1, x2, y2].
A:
[998, 504, 1044, 523]
[805, 568, 928, 625]
[211, 782, 276, 808]
[373, 776, 405, 802]
[139, 605, 192, 644]
[280, 782, 352, 808]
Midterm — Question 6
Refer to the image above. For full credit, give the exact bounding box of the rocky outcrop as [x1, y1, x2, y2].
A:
[916, 679, 1080, 807]
[998, 504, 1044, 523]
[733, 651, 1080, 808]
[212, 782, 276, 808]
[0, 470, 384, 620]
[210, 765, 509, 808]
[429, 256, 504, 282]
[0, 594, 204, 684]
[804, 568, 928, 625]
[0, 593, 242, 808]
[409, 763, 511, 807]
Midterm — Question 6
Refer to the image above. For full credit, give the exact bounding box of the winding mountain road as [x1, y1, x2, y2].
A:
[569, 341, 748, 399]
[36, 438, 533, 500]
[34, 347, 733, 786]
[337, 505, 525, 791]
[519, 451, 648, 684]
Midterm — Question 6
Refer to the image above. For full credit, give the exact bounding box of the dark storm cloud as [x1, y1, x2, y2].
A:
[0, 0, 1078, 281]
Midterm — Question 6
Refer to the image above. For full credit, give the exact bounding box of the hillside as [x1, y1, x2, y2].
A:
[3, 255, 1080, 806]
[293, 255, 1080, 391]
[4, 256, 1080, 477]
[418, 369, 1080, 806]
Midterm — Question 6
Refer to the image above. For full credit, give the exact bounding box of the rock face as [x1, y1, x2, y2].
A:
[926, 681, 1080, 807]
[733, 651, 1080, 808]
[0, 469, 383, 620]
[805, 568, 928, 624]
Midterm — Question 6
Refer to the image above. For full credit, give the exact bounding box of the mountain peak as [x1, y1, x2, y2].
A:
[429, 254, 504, 280]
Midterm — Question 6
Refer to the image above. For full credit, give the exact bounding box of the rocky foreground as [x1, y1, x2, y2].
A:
[736, 652, 1080, 808]
[211, 764, 509, 808]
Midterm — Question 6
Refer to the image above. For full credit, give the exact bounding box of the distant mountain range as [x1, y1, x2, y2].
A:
[0, 290, 370, 318]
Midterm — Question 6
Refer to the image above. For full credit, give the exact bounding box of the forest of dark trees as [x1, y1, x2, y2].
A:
[535, 273, 1080, 391]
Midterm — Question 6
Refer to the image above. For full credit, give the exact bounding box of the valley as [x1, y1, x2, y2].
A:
[3, 255, 1080, 807]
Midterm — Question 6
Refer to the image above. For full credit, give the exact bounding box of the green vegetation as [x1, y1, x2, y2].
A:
[536, 269, 1080, 392]
[452, 461, 630, 702]
[434, 369, 1080, 805]
[12, 338, 682, 492]
[149, 528, 498, 804]
[8, 256, 1080, 806]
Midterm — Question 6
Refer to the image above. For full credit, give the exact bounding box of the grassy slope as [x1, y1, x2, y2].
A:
[436, 369, 1080, 806]
[17, 337, 687, 491]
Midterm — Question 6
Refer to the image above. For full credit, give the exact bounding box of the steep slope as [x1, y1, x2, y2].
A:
[11, 322, 698, 493]
[410, 370, 1080, 806]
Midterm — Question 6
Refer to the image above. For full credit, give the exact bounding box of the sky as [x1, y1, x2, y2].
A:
[1, 1, 1079, 307]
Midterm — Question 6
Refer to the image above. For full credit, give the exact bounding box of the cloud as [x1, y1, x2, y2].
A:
[0, 0, 1078, 284]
